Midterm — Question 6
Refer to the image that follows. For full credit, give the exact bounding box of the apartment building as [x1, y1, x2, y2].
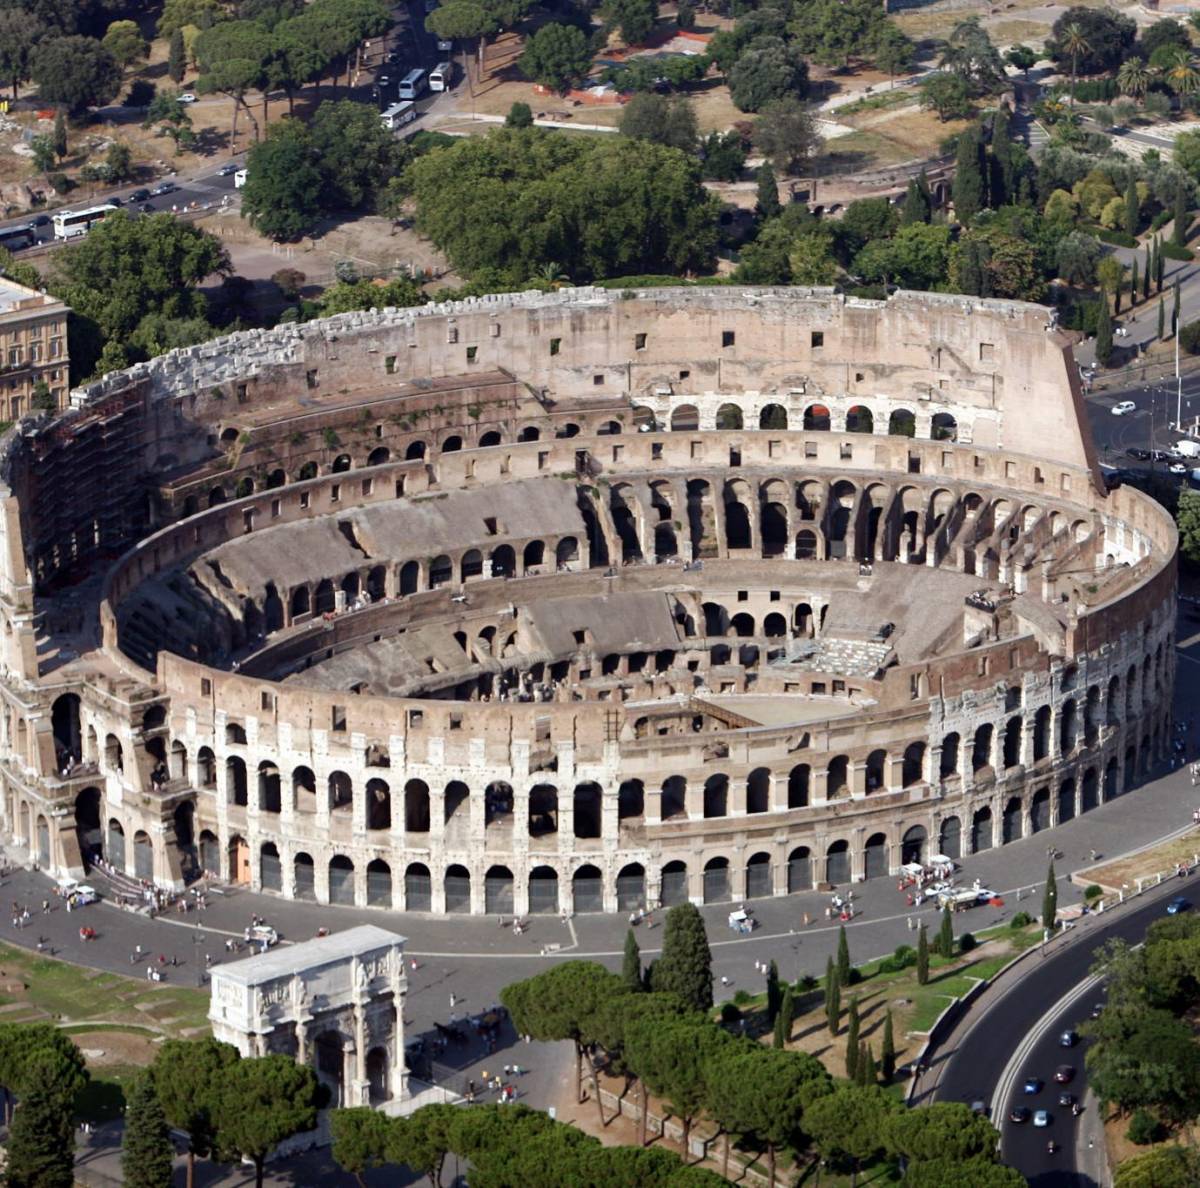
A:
[0, 279, 69, 423]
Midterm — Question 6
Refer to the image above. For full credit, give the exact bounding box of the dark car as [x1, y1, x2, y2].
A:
[31, 214, 50, 227]
[150, 182, 178, 197]
[108, 195, 123, 206]
[1054, 1066, 1075, 1084]
[1152, 449, 1172, 463]
[217, 162, 239, 177]
[1090, 1002, 1104, 1019]
[1168, 896, 1192, 915]
[1009, 1106, 1032, 1124]
[1126, 447, 1151, 461]
[138, 203, 155, 214]
[131, 188, 151, 202]
[1023, 1076, 1041, 1095]
[1059, 1030, 1077, 1048]
[1058, 1091, 1075, 1108]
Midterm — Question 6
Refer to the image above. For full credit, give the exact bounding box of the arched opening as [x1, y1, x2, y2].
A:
[528, 866, 561, 917]
[670, 405, 699, 431]
[788, 764, 809, 808]
[864, 832, 888, 879]
[746, 851, 772, 898]
[1003, 716, 1022, 769]
[938, 815, 961, 860]
[795, 530, 819, 560]
[660, 860, 688, 906]
[1030, 787, 1050, 833]
[703, 856, 731, 903]
[485, 865, 514, 915]
[367, 446, 390, 466]
[888, 408, 915, 437]
[313, 578, 336, 614]
[257, 761, 281, 813]
[404, 780, 429, 833]
[1104, 758, 1119, 802]
[555, 422, 581, 439]
[266, 468, 285, 489]
[226, 834, 249, 884]
[226, 756, 247, 807]
[826, 839, 850, 884]
[1081, 767, 1099, 813]
[901, 825, 927, 865]
[51, 693, 81, 764]
[573, 782, 602, 838]
[616, 862, 646, 911]
[902, 742, 925, 787]
[761, 503, 788, 557]
[328, 771, 353, 815]
[366, 858, 392, 908]
[290, 585, 311, 619]
[972, 806, 994, 852]
[293, 766, 316, 814]
[556, 536, 579, 568]
[1058, 778, 1076, 823]
[971, 723, 993, 773]
[107, 818, 126, 871]
[866, 749, 887, 793]
[703, 773, 728, 818]
[478, 431, 502, 448]
[746, 768, 770, 814]
[444, 864, 471, 913]
[429, 555, 452, 587]
[845, 405, 873, 433]
[803, 404, 831, 431]
[787, 846, 812, 892]
[405, 440, 427, 460]
[660, 775, 686, 820]
[1033, 705, 1051, 761]
[208, 487, 226, 507]
[716, 402, 743, 430]
[523, 540, 545, 571]
[1002, 797, 1022, 844]
[518, 425, 541, 442]
[367, 779, 392, 831]
[827, 756, 849, 798]
[759, 403, 787, 429]
[489, 545, 515, 578]
[328, 855, 355, 905]
[572, 864, 603, 914]
[931, 412, 957, 441]
[940, 733, 961, 779]
[75, 787, 102, 868]
[730, 613, 755, 637]
[441, 435, 462, 453]
[366, 1047, 389, 1104]
[260, 842, 282, 892]
[196, 828, 217, 876]
[132, 828, 152, 879]
[405, 862, 432, 911]
[1059, 700, 1078, 754]
[263, 583, 284, 632]
[399, 560, 419, 595]
[529, 784, 558, 837]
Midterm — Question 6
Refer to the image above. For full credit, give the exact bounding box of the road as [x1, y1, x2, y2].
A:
[932, 877, 1190, 1187]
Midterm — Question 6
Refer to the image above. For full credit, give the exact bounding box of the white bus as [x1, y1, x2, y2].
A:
[398, 68, 427, 100]
[430, 61, 453, 92]
[380, 101, 419, 131]
[52, 204, 118, 240]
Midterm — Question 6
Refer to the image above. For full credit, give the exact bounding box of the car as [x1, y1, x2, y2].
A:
[1167, 896, 1192, 915]
[1152, 449, 1172, 462]
[150, 182, 178, 197]
[437, 36, 453, 51]
[1126, 447, 1151, 461]
[1054, 1066, 1075, 1084]
[1023, 1077, 1041, 1095]
[1171, 462, 1189, 475]
[1090, 1002, 1104, 1019]
[377, 73, 391, 86]
[31, 214, 50, 227]
[1112, 400, 1137, 416]
[107, 195, 123, 206]
[1059, 1030, 1077, 1048]
[1058, 1091, 1075, 1108]
[970, 1100, 987, 1115]
[131, 188, 150, 202]
[217, 163, 239, 176]
[1033, 1109, 1050, 1127]
[248, 923, 279, 948]
[179, 93, 197, 103]
[1009, 1106, 1032, 1123]
[138, 203, 155, 213]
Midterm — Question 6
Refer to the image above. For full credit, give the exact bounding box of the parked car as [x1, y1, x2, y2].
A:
[1167, 896, 1192, 915]
[1033, 1110, 1050, 1127]
[1126, 447, 1151, 460]
[1111, 400, 1137, 416]
[1009, 1106, 1032, 1123]
[179, 93, 197, 103]
[1054, 1066, 1075, 1084]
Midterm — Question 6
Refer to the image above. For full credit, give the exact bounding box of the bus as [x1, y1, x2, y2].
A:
[0, 224, 35, 252]
[52, 204, 118, 240]
[380, 101, 419, 131]
[430, 61, 453, 92]
[398, 68, 427, 100]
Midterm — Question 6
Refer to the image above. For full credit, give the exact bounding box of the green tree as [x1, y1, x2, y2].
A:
[1042, 860, 1058, 932]
[901, 173, 932, 224]
[939, 16, 1004, 93]
[0, 10, 45, 101]
[30, 381, 54, 412]
[844, 997, 860, 1079]
[919, 72, 971, 122]
[729, 38, 808, 113]
[619, 92, 698, 152]
[1131, 257, 1139, 306]
[790, 0, 885, 71]
[143, 92, 196, 154]
[1124, 175, 1140, 238]
[836, 923, 851, 985]
[1059, 21, 1092, 105]
[151, 1038, 241, 1188]
[756, 162, 781, 218]
[215, 1055, 319, 1188]
[31, 36, 122, 115]
[859, 1042, 877, 1086]
[766, 960, 781, 1022]
[506, 100, 533, 127]
[805, 1083, 898, 1183]
[241, 119, 323, 241]
[887, 1100, 1000, 1161]
[875, 24, 915, 84]
[1054, 230, 1102, 285]
[881, 1010, 896, 1081]
[651, 903, 712, 1012]
[699, 130, 745, 181]
[1115, 1145, 1200, 1188]
[825, 957, 841, 1035]
[630, 1015, 728, 1150]
[905, 1158, 1028, 1188]
[854, 222, 952, 289]
[158, 0, 227, 39]
[753, 96, 817, 174]
[520, 23, 594, 92]
[953, 122, 987, 223]
[1143, 245, 1152, 299]
[168, 27, 187, 84]
[604, 0, 657, 48]
[774, 985, 794, 1049]
[917, 922, 929, 985]
[31, 134, 55, 174]
[194, 19, 276, 141]
[310, 99, 406, 211]
[937, 905, 955, 958]
[622, 929, 642, 992]
[105, 141, 132, 182]
[1005, 44, 1038, 78]
[1095, 292, 1113, 365]
[676, 0, 695, 30]
[121, 1073, 174, 1188]
[5, 1056, 76, 1188]
[330, 1107, 390, 1188]
[51, 111, 67, 161]
[104, 19, 149, 69]
[1087, 1006, 1200, 1121]
[1155, 235, 1165, 292]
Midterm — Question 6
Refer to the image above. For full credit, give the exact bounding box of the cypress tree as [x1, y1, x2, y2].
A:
[168, 28, 187, 84]
[774, 985, 794, 1049]
[900, 173, 931, 225]
[937, 905, 955, 959]
[5, 1077, 74, 1188]
[990, 106, 1013, 206]
[1042, 860, 1058, 932]
[52, 110, 67, 162]
[755, 163, 781, 220]
[825, 958, 841, 1036]
[860, 1043, 878, 1087]
[1156, 236, 1165, 292]
[836, 923, 851, 985]
[916, 922, 929, 985]
[1175, 183, 1190, 248]
[1174, 277, 1181, 335]
[1159, 295, 1166, 342]
[652, 903, 712, 1011]
[1095, 294, 1114, 366]
[1124, 175, 1139, 239]
[1131, 257, 1139, 305]
[622, 928, 642, 992]
[952, 123, 986, 223]
[766, 959, 781, 1023]
[881, 1010, 896, 1081]
[1142, 248, 1151, 300]
[122, 1073, 175, 1188]
[845, 997, 860, 1079]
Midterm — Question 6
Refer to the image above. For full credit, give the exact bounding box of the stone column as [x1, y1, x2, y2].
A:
[342, 1041, 357, 1108]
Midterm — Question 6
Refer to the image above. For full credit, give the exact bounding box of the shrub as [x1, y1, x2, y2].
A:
[1161, 241, 1194, 262]
[878, 945, 917, 974]
[1127, 1108, 1166, 1145]
[1091, 225, 1138, 248]
[733, 989, 752, 1005]
[1181, 319, 1200, 355]
[1084, 884, 1103, 900]
[959, 932, 977, 953]
[720, 1002, 741, 1023]
[1011, 911, 1033, 928]
[794, 974, 817, 993]
[1151, 210, 1172, 232]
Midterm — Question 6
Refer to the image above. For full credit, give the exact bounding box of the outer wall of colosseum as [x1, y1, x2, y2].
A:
[0, 288, 1177, 916]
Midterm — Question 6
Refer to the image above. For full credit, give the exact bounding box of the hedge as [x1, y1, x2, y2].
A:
[1161, 241, 1194, 262]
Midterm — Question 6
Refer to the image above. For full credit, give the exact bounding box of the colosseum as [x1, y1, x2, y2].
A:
[0, 287, 1176, 917]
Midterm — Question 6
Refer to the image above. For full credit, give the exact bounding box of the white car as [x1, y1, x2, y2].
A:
[1033, 1109, 1050, 1127]
[179, 93, 197, 104]
[1170, 461, 1188, 474]
[1111, 400, 1136, 416]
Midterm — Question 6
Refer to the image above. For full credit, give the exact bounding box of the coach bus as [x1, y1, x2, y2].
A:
[0, 224, 36, 252]
[52, 204, 118, 240]
[398, 68, 427, 100]
[430, 62, 453, 92]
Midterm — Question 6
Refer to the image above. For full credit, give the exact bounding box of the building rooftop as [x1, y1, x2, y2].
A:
[214, 925, 406, 986]
[0, 277, 58, 316]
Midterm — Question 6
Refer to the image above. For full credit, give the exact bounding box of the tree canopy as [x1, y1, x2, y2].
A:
[30, 35, 121, 114]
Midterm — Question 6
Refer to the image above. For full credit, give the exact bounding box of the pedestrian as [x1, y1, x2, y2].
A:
[41, 899, 48, 913]
[450, 992, 456, 1009]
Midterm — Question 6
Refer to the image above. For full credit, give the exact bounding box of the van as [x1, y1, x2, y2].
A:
[1110, 400, 1136, 416]
[1175, 438, 1200, 458]
[234, 169, 248, 189]
[430, 61, 453, 92]
[381, 101, 418, 131]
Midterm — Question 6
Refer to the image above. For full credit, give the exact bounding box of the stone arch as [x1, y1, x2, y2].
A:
[670, 404, 699, 431]
[866, 748, 887, 793]
[1058, 777, 1076, 823]
[290, 585, 311, 619]
[703, 773, 729, 818]
[845, 404, 874, 433]
[1030, 786, 1051, 832]
[328, 770, 353, 814]
[405, 862, 432, 911]
[256, 761, 281, 813]
[328, 854, 355, 905]
[405, 440, 427, 460]
[788, 763, 809, 807]
[528, 865, 558, 914]
[661, 775, 686, 820]
[938, 815, 961, 859]
[759, 403, 788, 429]
[51, 693, 81, 762]
[366, 858, 392, 907]
[931, 412, 957, 441]
[367, 445, 390, 467]
[616, 862, 646, 911]
[441, 435, 462, 453]
[888, 408, 915, 436]
[444, 863, 471, 913]
[260, 841, 282, 892]
[367, 778, 392, 831]
[787, 846, 812, 892]
[660, 859, 688, 906]
[803, 404, 831, 431]
[826, 839, 850, 884]
[901, 825, 927, 865]
[745, 851, 772, 898]
[74, 786, 102, 867]
[703, 856, 731, 903]
[716, 402, 743, 430]
[971, 805, 993, 852]
[572, 864, 603, 913]
[827, 755, 849, 797]
[226, 755, 248, 806]
[746, 767, 771, 814]
[864, 831, 888, 879]
[1002, 797, 1022, 844]
[902, 742, 926, 787]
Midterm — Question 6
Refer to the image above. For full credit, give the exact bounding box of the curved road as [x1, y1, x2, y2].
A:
[932, 876, 1191, 1186]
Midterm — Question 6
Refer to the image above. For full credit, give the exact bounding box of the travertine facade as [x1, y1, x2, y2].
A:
[0, 288, 1177, 915]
